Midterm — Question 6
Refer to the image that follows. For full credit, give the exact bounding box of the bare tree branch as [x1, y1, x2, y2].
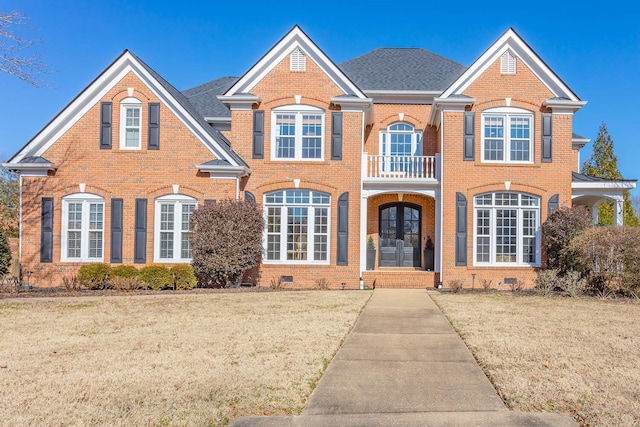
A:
[0, 10, 50, 87]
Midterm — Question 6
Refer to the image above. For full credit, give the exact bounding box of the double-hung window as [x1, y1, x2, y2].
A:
[61, 194, 104, 262]
[264, 190, 330, 263]
[120, 97, 142, 149]
[482, 108, 533, 163]
[379, 122, 422, 173]
[271, 105, 324, 160]
[154, 195, 197, 262]
[474, 192, 540, 266]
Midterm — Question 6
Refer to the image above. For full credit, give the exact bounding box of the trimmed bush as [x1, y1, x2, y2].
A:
[77, 263, 112, 290]
[139, 264, 172, 290]
[111, 264, 139, 278]
[169, 264, 197, 290]
[557, 270, 587, 298]
[110, 276, 142, 291]
[0, 229, 10, 277]
[535, 269, 558, 296]
[191, 199, 264, 287]
[542, 206, 592, 272]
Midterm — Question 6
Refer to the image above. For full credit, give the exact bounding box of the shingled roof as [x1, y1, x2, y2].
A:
[183, 76, 238, 118]
[339, 48, 467, 91]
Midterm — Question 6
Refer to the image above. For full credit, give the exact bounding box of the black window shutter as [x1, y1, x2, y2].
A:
[100, 102, 112, 150]
[148, 103, 160, 150]
[548, 194, 559, 216]
[337, 192, 348, 266]
[541, 113, 552, 163]
[455, 192, 467, 266]
[463, 112, 475, 161]
[110, 198, 123, 263]
[331, 112, 343, 160]
[244, 191, 256, 203]
[40, 197, 54, 263]
[252, 110, 264, 159]
[134, 198, 147, 264]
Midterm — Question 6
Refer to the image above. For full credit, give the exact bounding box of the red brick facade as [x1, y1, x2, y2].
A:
[8, 27, 592, 289]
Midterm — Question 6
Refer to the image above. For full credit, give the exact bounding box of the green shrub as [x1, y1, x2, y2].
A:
[169, 264, 197, 290]
[77, 263, 112, 290]
[0, 229, 11, 277]
[111, 265, 139, 278]
[139, 264, 172, 290]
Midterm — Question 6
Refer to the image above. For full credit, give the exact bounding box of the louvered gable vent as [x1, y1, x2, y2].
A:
[290, 48, 306, 72]
[500, 50, 516, 74]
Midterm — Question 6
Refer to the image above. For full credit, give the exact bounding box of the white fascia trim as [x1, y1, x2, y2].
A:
[440, 29, 581, 102]
[572, 181, 636, 190]
[12, 52, 243, 169]
[196, 164, 250, 177]
[572, 137, 589, 150]
[216, 94, 261, 110]
[429, 97, 476, 127]
[1, 161, 56, 174]
[330, 96, 372, 110]
[224, 27, 366, 99]
[364, 90, 440, 104]
[543, 98, 588, 113]
[204, 116, 231, 124]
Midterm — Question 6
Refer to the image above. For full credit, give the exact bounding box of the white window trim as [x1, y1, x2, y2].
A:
[481, 107, 534, 164]
[61, 193, 105, 262]
[263, 190, 331, 265]
[119, 97, 142, 150]
[379, 122, 423, 157]
[270, 105, 325, 161]
[472, 192, 541, 267]
[153, 194, 197, 263]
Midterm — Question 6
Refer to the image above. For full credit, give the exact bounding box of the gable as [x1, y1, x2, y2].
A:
[440, 28, 581, 101]
[9, 51, 248, 170]
[223, 26, 366, 99]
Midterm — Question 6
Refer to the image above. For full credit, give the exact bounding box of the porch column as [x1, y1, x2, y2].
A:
[360, 192, 369, 275]
[592, 201, 601, 225]
[614, 196, 624, 226]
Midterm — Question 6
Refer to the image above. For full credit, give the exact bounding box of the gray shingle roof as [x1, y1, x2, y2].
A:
[129, 52, 247, 168]
[182, 76, 238, 118]
[572, 172, 635, 183]
[339, 48, 467, 91]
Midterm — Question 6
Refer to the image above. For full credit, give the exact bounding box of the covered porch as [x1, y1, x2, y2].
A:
[571, 172, 637, 225]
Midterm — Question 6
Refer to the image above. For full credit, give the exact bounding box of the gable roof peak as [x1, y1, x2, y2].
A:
[223, 25, 366, 99]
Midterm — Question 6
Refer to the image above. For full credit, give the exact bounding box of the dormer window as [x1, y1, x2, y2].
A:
[120, 97, 142, 149]
[290, 48, 306, 72]
[500, 50, 516, 74]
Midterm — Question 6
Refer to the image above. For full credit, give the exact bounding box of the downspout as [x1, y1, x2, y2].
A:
[236, 176, 240, 200]
[18, 174, 23, 277]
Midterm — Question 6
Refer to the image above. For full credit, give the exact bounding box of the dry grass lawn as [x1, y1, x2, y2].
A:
[431, 292, 640, 427]
[0, 291, 371, 426]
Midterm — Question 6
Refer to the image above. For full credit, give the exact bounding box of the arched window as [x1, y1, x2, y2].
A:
[61, 193, 105, 262]
[474, 192, 540, 266]
[482, 107, 533, 163]
[264, 190, 331, 263]
[271, 105, 325, 160]
[154, 195, 197, 262]
[379, 122, 422, 173]
[120, 97, 142, 150]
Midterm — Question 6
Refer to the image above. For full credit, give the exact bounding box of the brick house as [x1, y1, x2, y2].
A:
[4, 26, 635, 289]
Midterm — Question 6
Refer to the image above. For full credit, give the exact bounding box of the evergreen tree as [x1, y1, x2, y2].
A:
[581, 122, 639, 226]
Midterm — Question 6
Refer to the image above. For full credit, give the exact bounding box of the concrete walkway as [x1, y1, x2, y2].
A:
[232, 289, 576, 426]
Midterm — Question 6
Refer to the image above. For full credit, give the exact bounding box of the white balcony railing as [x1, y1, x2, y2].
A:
[365, 154, 438, 180]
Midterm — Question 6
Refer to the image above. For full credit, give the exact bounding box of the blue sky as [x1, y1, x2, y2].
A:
[1, 1, 638, 195]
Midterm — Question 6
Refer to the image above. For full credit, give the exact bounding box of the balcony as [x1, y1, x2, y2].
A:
[363, 154, 439, 187]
